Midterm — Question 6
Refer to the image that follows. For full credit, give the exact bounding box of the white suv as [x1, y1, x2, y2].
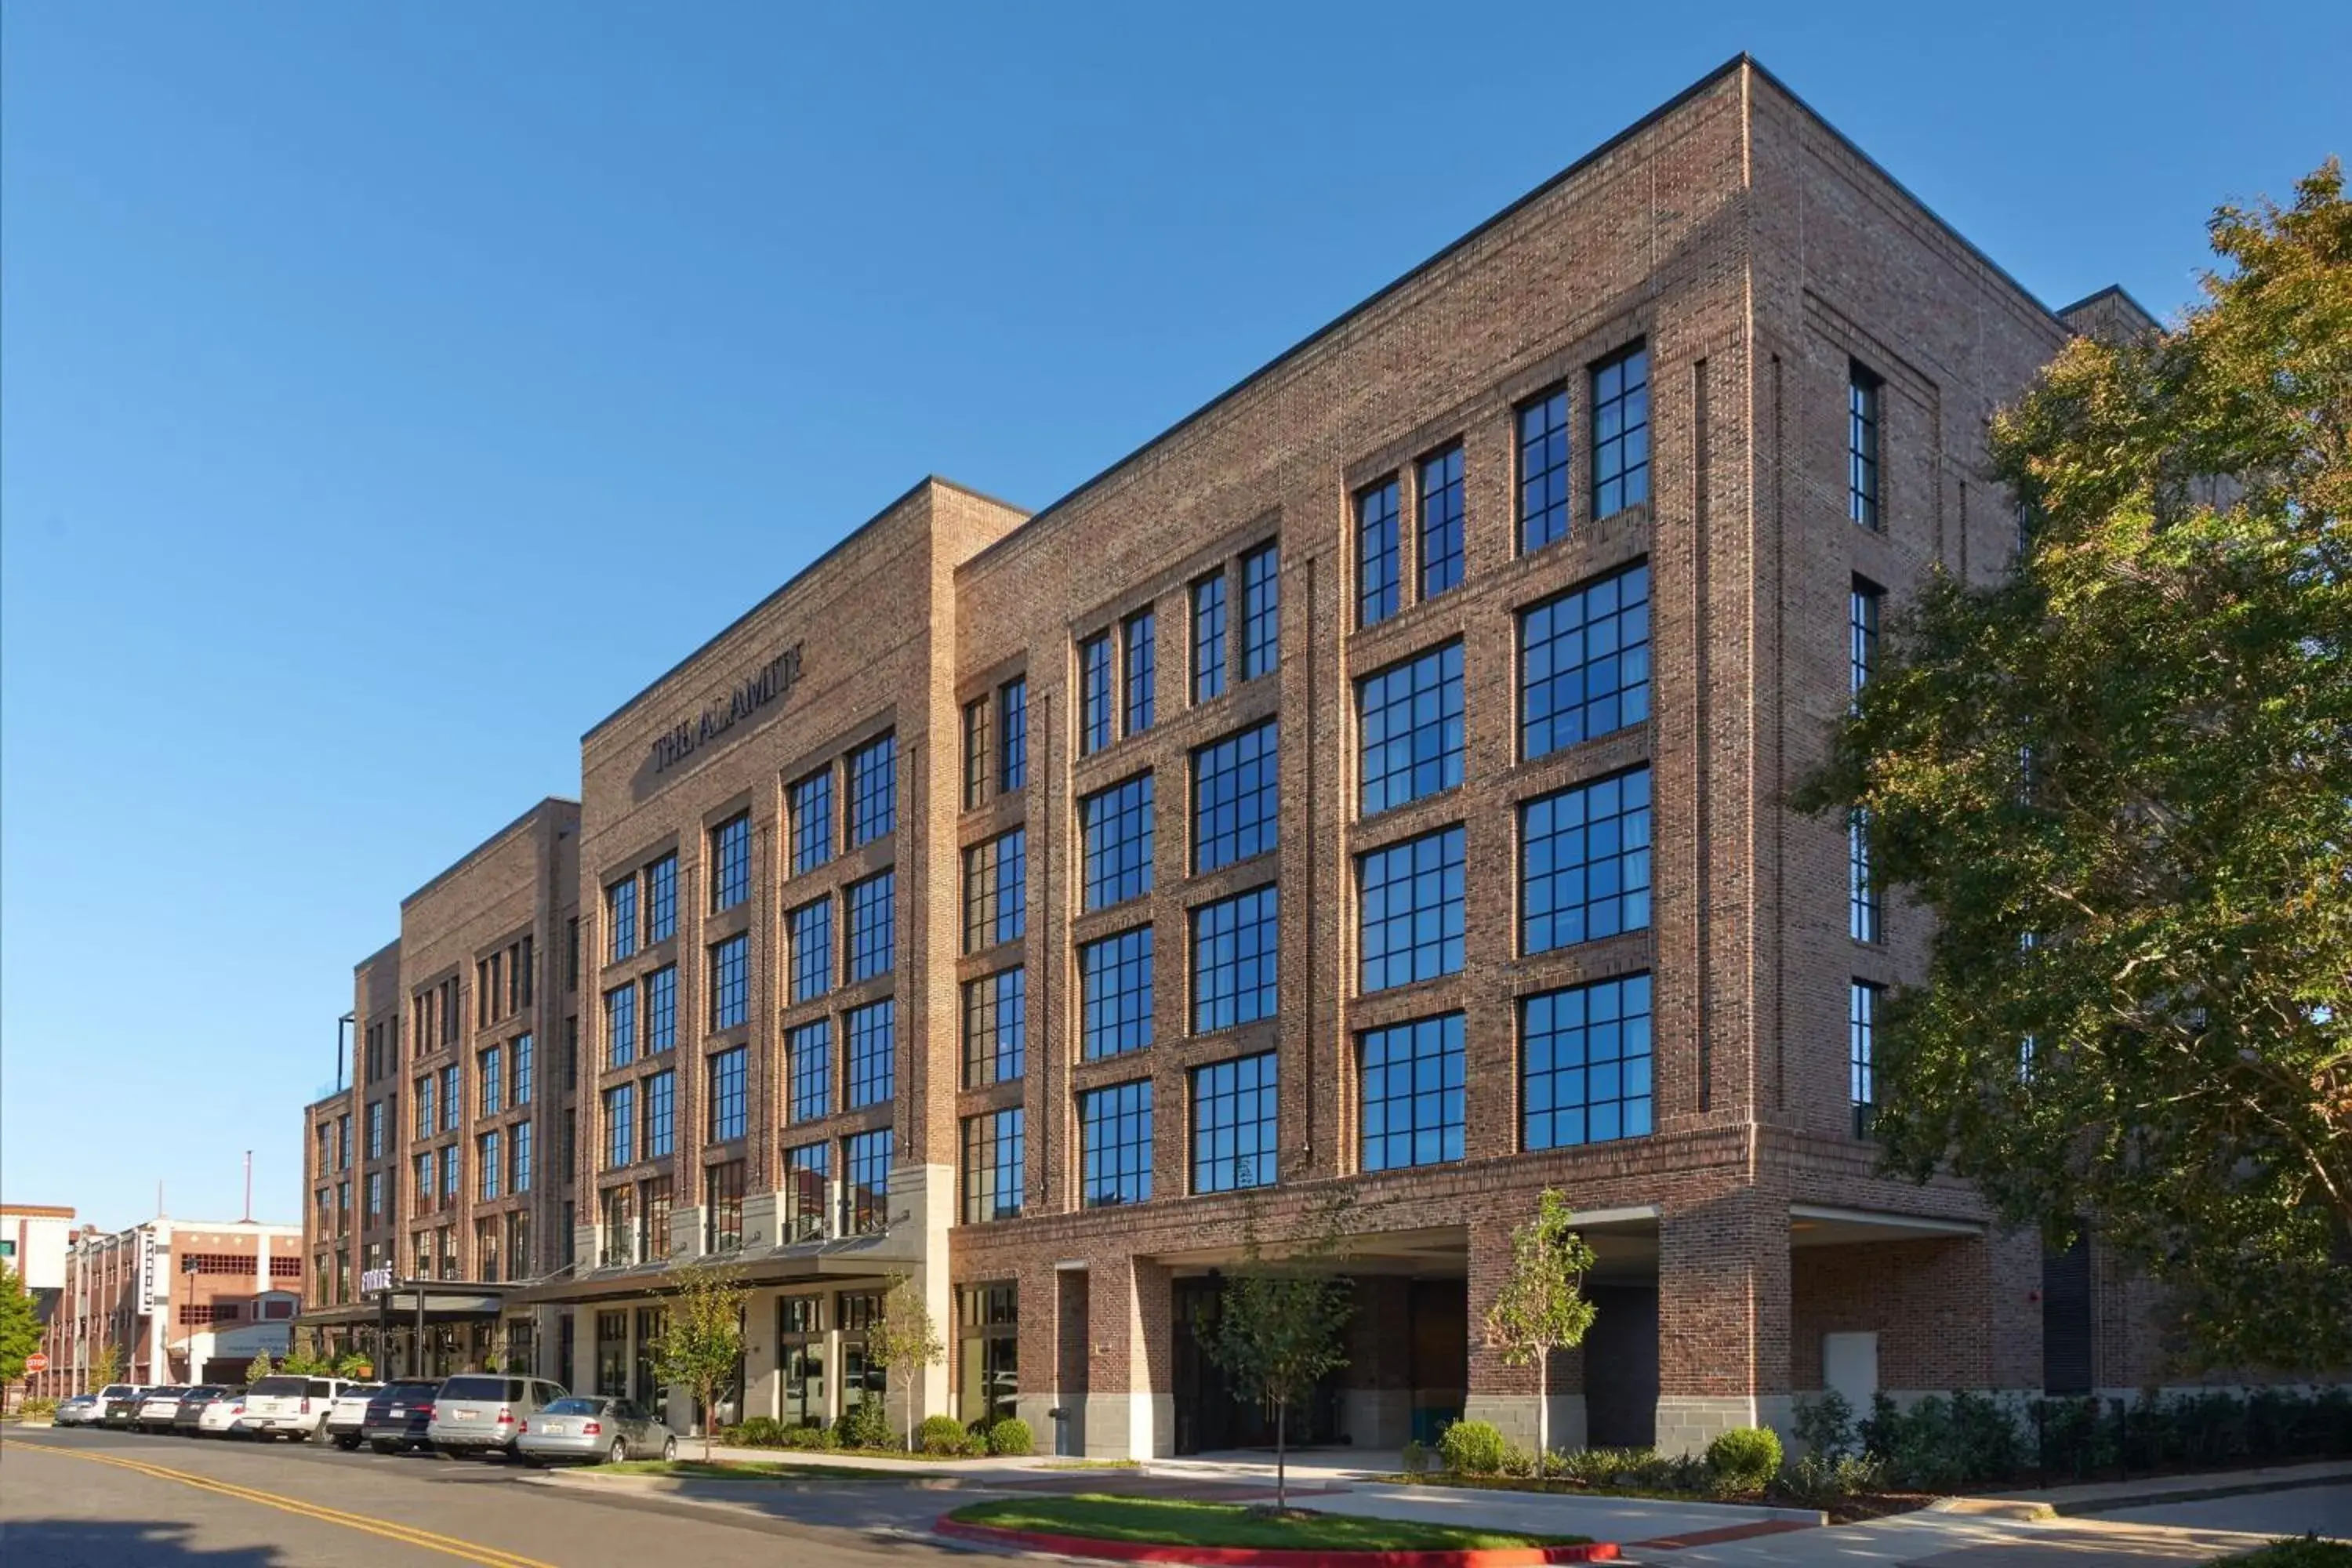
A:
[236, 1375, 353, 1442]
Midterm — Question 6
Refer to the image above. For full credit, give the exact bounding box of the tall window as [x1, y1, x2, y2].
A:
[789, 769, 834, 875]
[998, 677, 1028, 793]
[705, 1160, 746, 1253]
[367, 1170, 385, 1218]
[787, 899, 832, 1004]
[846, 999, 895, 1109]
[963, 829, 1026, 952]
[513, 1033, 533, 1103]
[962, 696, 991, 811]
[639, 1176, 672, 1261]
[479, 1044, 504, 1116]
[1523, 973, 1653, 1149]
[1192, 885, 1278, 1033]
[709, 934, 749, 1030]
[960, 1109, 1025, 1224]
[415, 1075, 434, 1139]
[711, 814, 751, 912]
[604, 1082, 636, 1170]
[608, 877, 638, 964]
[644, 1069, 675, 1159]
[1518, 385, 1571, 551]
[963, 967, 1026, 1087]
[1358, 641, 1465, 815]
[1522, 768, 1653, 953]
[1079, 775, 1154, 910]
[1080, 927, 1154, 1060]
[1850, 981, 1881, 1138]
[367, 1101, 385, 1160]
[1079, 633, 1113, 756]
[1357, 479, 1400, 626]
[511, 1120, 534, 1193]
[1419, 445, 1465, 598]
[1241, 543, 1279, 679]
[478, 1131, 502, 1200]
[844, 1128, 893, 1234]
[1520, 562, 1651, 759]
[1359, 826, 1466, 992]
[1359, 1014, 1465, 1171]
[604, 984, 636, 1069]
[1591, 341, 1650, 517]
[1192, 720, 1278, 874]
[786, 1020, 831, 1124]
[845, 870, 895, 982]
[1849, 577, 1881, 696]
[1191, 573, 1228, 703]
[1080, 1080, 1153, 1207]
[645, 853, 677, 944]
[708, 1047, 748, 1142]
[1849, 811, 1881, 944]
[442, 1065, 461, 1131]
[1123, 610, 1156, 735]
[782, 1145, 829, 1242]
[645, 965, 677, 1053]
[1849, 362, 1882, 530]
[846, 732, 896, 846]
[1191, 1053, 1276, 1194]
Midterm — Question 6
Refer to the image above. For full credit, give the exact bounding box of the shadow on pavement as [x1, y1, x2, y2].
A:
[0, 1518, 285, 1568]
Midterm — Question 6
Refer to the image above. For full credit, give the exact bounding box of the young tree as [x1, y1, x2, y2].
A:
[645, 1258, 749, 1461]
[1798, 160, 2352, 1368]
[1481, 1189, 1598, 1457]
[1199, 1197, 1356, 1510]
[244, 1348, 276, 1384]
[86, 1340, 124, 1395]
[865, 1272, 945, 1454]
[0, 1267, 42, 1390]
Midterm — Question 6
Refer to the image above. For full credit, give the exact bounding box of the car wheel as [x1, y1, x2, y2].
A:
[371, 1441, 398, 1455]
[607, 1437, 627, 1467]
[659, 1436, 677, 1461]
[335, 1434, 361, 1451]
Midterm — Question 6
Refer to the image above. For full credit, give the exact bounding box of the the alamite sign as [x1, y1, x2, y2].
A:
[359, 1267, 394, 1296]
[648, 644, 803, 774]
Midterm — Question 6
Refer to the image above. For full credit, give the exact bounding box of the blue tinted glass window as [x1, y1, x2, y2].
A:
[845, 871, 895, 982]
[1191, 885, 1278, 1034]
[844, 1129, 893, 1234]
[1080, 927, 1154, 1060]
[1591, 343, 1650, 517]
[644, 1069, 676, 1158]
[960, 1108, 1025, 1224]
[1850, 808, 1880, 944]
[608, 877, 638, 964]
[646, 855, 677, 943]
[1123, 611, 1156, 735]
[1849, 365, 1882, 530]
[1519, 563, 1651, 759]
[708, 1047, 748, 1142]
[480, 1130, 501, 1200]
[1192, 720, 1278, 874]
[712, 815, 751, 912]
[1358, 826, 1466, 992]
[1357, 641, 1464, 815]
[1080, 1080, 1153, 1207]
[1080, 775, 1154, 911]
[963, 828, 1026, 953]
[644, 965, 677, 1053]
[710, 934, 749, 1030]
[787, 899, 831, 1004]
[1522, 974, 1653, 1150]
[962, 967, 1025, 1088]
[1851, 981, 1879, 1138]
[1190, 1052, 1276, 1194]
[845, 1000, 895, 1109]
[1358, 480, 1400, 627]
[1419, 446, 1464, 598]
[999, 678, 1028, 792]
[1359, 1014, 1465, 1171]
[846, 734, 896, 847]
[513, 1036, 533, 1104]
[1241, 544, 1279, 680]
[1518, 386, 1571, 551]
[1522, 768, 1653, 954]
[786, 1020, 831, 1124]
[604, 1081, 636, 1170]
[442, 1065, 459, 1130]
[1079, 633, 1113, 756]
[604, 983, 637, 1069]
[789, 770, 834, 875]
[1192, 574, 1227, 703]
[1851, 579, 1880, 696]
[511, 1122, 532, 1192]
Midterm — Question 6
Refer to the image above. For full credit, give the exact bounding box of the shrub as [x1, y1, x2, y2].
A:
[1785, 1451, 1887, 1506]
[835, 1399, 894, 1451]
[919, 1414, 974, 1455]
[1437, 1418, 1508, 1475]
[1793, 1390, 1857, 1460]
[1497, 1441, 1540, 1477]
[19, 1398, 58, 1420]
[780, 1422, 836, 1450]
[1704, 1426, 1783, 1494]
[985, 1417, 1033, 1457]
[1399, 1439, 1431, 1474]
[727, 1417, 789, 1448]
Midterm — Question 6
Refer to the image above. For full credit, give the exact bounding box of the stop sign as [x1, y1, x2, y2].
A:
[24, 1352, 48, 1374]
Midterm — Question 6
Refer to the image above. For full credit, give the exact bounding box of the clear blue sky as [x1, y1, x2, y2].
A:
[4, 2, 2343, 1231]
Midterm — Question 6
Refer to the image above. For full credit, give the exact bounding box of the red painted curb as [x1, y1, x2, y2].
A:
[933, 1516, 1621, 1566]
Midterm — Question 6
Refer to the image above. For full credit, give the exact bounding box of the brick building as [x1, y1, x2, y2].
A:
[299, 56, 2286, 1456]
[39, 1217, 303, 1394]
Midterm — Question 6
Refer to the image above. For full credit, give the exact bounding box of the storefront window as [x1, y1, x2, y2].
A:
[633, 1306, 668, 1410]
[779, 1295, 825, 1428]
[596, 1311, 628, 1397]
[957, 1283, 1018, 1426]
[838, 1291, 885, 1417]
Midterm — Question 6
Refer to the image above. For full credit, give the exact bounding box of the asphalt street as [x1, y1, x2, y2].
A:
[0, 1426, 971, 1568]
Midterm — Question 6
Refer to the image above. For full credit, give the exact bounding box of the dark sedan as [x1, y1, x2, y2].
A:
[169, 1385, 237, 1434]
[359, 1378, 445, 1454]
[100, 1388, 151, 1428]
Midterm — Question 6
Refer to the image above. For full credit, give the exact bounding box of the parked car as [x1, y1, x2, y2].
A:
[323, 1383, 384, 1450]
[235, 1375, 354, 1443]
[516, 1396, 676, 1467]
[359, 1379, 445, 1454]
[52, 1394, 101, 1427]
[135, 1388, 191, 1432]
[169, 1386, 236, 1435]
[197, 1390, 254, 1437]
[99, 1387, 151, 1428]
[426, 1375, 568, 1460]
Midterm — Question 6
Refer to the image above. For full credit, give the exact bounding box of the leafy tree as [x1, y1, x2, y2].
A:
[865, 1272, 945, 1454]
[86, 1340, 124, 1394]
[1480, 1189, 1598, 1457]
[1797, 160, 2352, 1368]
[244, 1348, 276, 1384]
[644, 1258, 748, 1460]
[0, 1267, 42, 1389]
[1198, 1197, 1356, 1509]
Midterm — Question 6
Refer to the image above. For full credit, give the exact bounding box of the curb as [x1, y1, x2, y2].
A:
[1929, 1497, 2058, 1521]
[933, 1517, 1621, 1566]
[1945, 1465, 2352, 1521]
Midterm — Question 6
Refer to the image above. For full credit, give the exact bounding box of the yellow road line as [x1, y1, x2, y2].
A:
[9, 1440, 561, 1568]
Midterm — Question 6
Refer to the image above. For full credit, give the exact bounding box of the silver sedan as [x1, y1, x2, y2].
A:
[514, 1396, 677, 1466]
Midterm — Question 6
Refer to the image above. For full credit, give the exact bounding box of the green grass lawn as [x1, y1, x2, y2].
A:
[949, 1494, 1588, 1551]
[2211, 1541, 2352, 1567]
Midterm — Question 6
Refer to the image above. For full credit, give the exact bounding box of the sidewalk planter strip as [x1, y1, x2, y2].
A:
[937, 1497, 1619, 1566]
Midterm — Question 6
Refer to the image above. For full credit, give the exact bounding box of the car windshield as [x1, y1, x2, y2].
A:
[540, 1398, 605, 1415]
[437, 1377, 521, 1402]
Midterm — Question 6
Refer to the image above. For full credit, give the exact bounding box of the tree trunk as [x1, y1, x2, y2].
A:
[1534, 1352, 1548, 1465]
[703, 1383, 714, 1462]
[1276, 1398, 1287, 1510]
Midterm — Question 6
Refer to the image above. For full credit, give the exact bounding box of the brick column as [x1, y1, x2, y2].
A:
[1656, 1186, 1791, 1455]
[1083, 1254, 1171, 1460]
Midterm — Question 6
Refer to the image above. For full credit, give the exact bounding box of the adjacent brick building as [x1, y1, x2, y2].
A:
[298, 56, 2278, 1455]
[40, 1217, 303, 1393]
